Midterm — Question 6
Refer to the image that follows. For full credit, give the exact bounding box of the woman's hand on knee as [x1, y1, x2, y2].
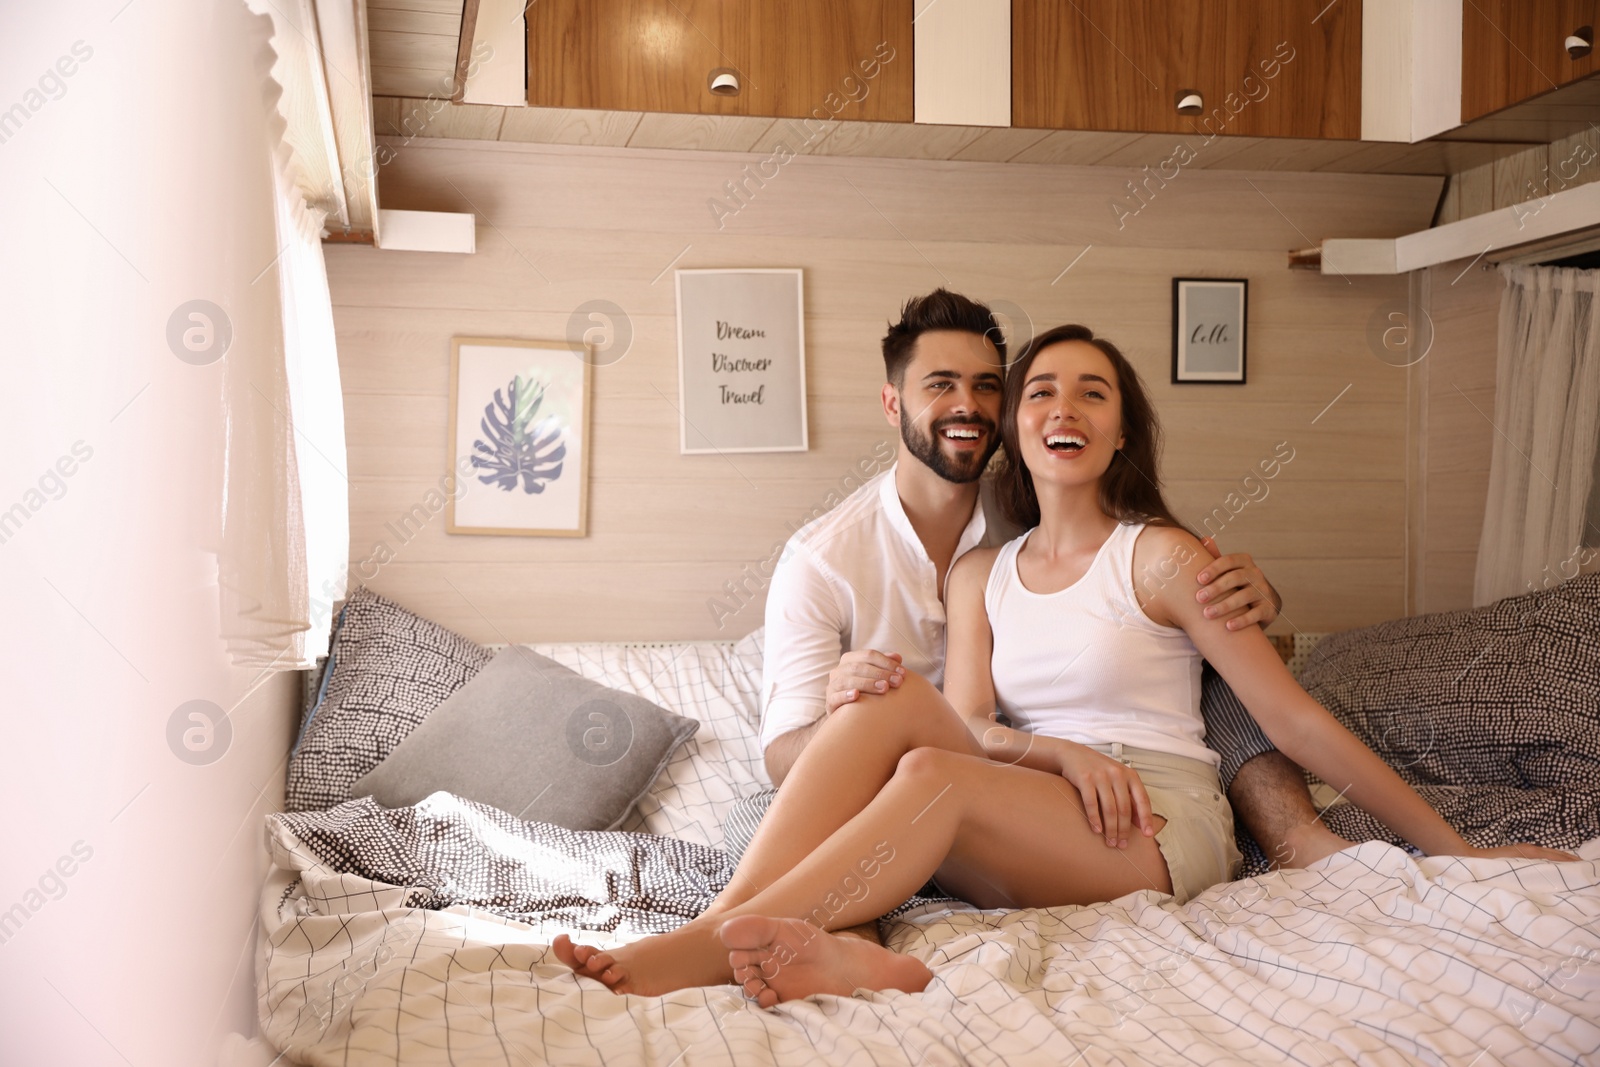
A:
[826, 649, 905, 712]
[1055, 743, 1157, 850]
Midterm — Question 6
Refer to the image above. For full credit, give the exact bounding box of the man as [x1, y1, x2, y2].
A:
[728, 290, 1351, 923]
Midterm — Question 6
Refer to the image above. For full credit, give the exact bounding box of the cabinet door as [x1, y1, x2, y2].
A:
[1463, 0, 1599, 121]
[527, 0, 913, 122]
[1013, 0, 1229, 135]
[1221, 0, 1359, 139]
[1013, 0, 1359, 139]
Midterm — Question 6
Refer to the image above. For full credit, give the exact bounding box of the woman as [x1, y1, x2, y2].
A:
[555, 325, 1575, 1006]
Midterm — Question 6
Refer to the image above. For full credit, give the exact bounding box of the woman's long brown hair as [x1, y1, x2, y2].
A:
[994, 324, 1194, 535]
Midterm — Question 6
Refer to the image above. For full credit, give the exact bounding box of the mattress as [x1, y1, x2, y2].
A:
[252, 634, 1600, 1065]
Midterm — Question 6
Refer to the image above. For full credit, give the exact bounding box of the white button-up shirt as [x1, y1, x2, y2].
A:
[759, 464, 995, 751]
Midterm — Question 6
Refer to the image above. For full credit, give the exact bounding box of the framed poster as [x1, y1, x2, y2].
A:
[675, 268, 808, 453]
[447, 337, 591, 537]
[1172, 278, 1248, 384]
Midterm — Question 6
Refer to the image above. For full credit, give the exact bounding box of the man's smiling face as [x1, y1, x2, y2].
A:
[888, 329, 1005, 484]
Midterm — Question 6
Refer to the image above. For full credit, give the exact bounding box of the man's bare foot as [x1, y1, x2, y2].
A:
[721, 915, 932, 1009]
[552, 926, 731, 997]
[1271, 819, 1353, 870]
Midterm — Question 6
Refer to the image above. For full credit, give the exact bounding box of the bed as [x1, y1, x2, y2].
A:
[249, 582, 1600, 1066]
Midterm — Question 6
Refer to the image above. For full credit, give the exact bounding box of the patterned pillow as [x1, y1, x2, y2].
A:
[1288, 572, 1600, 855]
[1298, 573, 1600, 789]
[285, 586, 493, 812]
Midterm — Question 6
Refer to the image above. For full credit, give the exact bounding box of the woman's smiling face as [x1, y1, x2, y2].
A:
[1014, 340, 1126, 491]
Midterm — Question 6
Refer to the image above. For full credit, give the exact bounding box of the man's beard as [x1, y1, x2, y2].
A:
[901, 412, 1000, 484]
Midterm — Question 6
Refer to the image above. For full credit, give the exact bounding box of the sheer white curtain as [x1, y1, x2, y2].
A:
[1474, 264, 1600, 605]
[218, 5, 349, 669]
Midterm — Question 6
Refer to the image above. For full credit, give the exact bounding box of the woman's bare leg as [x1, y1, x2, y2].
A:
[558, 674, 972, 979]
[555, 745, 1170, 999]
[703, 672, 984, 917]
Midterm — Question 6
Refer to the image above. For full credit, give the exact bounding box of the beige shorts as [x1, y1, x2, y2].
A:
[1083, 741, 1243, 904]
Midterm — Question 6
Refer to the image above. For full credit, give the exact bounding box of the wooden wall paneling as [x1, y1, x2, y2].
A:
[497, 107, 644, 146]
[1412, 253, 1504, 611]
[948, 126, 1053, 161]
[797, 120, 989, 159]
[1014, 0, 1232, 136]
[347, 463, 1406, 577]
[626, 113, 779, 152]
[328, 297, 1405, 413]
[360, 558, 1407, 643]
[1179, 136, 1353, 173]
[1434, 169, 1461, 226]
[369, 0, 467, 100]
[369, 29, 459, 74]
[330, 139, 1433, 641]
[386, 98, 506, 140]
[1453, 158, 1496, 220]
[1493, 146, 1548, 210]
[526, 1, 913, 122]
[1222, 0, 1361, 139]
[1005, 130, 1153, 165]
[362, 139, 1440, 249]
[1432, 133, 1600, 227]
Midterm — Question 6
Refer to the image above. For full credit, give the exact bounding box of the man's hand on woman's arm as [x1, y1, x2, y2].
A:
[1196, 537, 1282, 630]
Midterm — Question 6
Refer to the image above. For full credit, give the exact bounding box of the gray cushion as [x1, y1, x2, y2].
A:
[351, 645, 700, 831]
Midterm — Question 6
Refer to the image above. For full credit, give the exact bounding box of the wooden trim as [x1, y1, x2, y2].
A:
[914, 0, 1009, 127]
[1361, 0, 1463, 143]
[312, 0, 381, 236]
[376, 208, 476, 252]
[1324, 178, 1600, 274]
[451, 0, 481, 104]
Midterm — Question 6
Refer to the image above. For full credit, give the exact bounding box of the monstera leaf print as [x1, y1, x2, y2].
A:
[471, 374, 567, 493]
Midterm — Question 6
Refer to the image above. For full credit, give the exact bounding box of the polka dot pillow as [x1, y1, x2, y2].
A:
[286, 586, 493, 812]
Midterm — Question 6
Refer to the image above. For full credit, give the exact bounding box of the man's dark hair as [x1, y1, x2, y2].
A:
[881, 289, 1005, 387]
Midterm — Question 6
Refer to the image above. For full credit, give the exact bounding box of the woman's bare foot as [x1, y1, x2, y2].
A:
[1272, 819, 1353, 870]
[552, 925, 732, 997]
[720, 915, 932, 1009]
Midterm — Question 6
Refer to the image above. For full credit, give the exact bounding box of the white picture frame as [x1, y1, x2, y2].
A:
[447, 337, 592, 537]
[675, 268, 809, 454]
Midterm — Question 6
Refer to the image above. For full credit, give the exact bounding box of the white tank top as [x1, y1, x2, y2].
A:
[984, 522, 1218, 768]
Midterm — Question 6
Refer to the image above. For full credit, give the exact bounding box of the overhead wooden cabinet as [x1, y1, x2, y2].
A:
[1462, 0, 1599, 121]
[1013, 0, 1361, 139]
[527, 0, 914, 122]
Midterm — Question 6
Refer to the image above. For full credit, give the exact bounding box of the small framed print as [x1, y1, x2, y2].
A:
[675, 268, 808, 453]
[1172, 278, 1248, 384]
[447, 337, 591, 537]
